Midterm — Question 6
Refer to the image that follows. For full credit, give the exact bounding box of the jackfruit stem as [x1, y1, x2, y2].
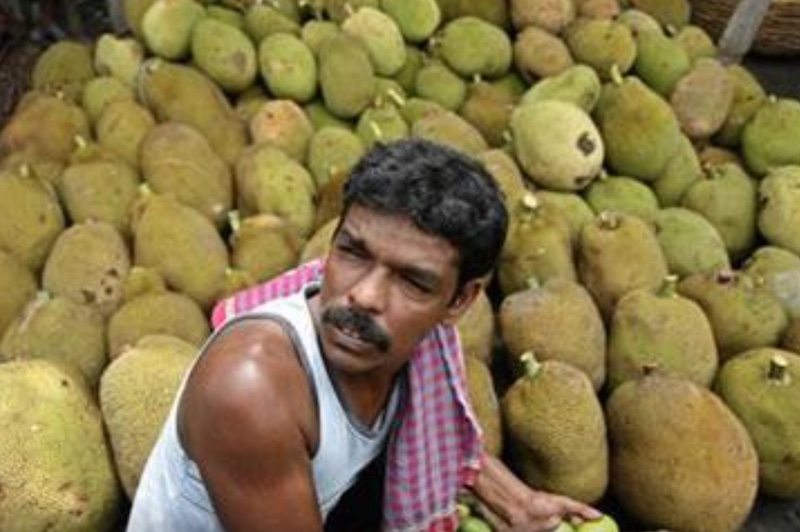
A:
[715, 269, 736, 285]
[526, 277, 541, 291]
[369, 121, 384, 141]
[642, 363, 659, 376]
[609, 64, 623, 86]
[659, 275, 679, 298]
[520, 352, 541, 379]
[521, 192, 539, 211]
[598, 210, 620, 230]
[74, 135, 88, 152]
[768, 354, 790, 385]
[386, 88, 406, 108]
[228, 210, 242, 234]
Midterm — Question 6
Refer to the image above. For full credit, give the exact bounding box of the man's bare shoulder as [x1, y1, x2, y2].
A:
[179, 318, 318, 458]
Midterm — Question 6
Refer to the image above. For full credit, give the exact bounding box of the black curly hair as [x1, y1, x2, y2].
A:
[341, 139, 508, 288]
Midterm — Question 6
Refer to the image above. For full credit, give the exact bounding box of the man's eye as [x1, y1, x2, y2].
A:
[402, 276, 432, 295]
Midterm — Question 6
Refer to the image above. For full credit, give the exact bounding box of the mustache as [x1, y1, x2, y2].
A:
[321, 306, 392, 352]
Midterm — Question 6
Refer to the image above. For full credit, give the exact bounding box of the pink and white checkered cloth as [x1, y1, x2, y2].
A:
[211, 259, 483, 532]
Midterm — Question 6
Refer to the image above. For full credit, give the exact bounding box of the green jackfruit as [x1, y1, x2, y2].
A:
[140, 122, 233, 228]
[308, 127, 366, 190]
[742, 97, 800, 176]
[674, 25, 717, 62]
[141, 0, 205, 60]
[31, 40, 95, 103]
[138, 59, 248, 166]
[0, 293, 107, 388]
[259, 32, 317, 103]
[411, 109, 488, 156]
[583, 174, 659, 220]
[715, 65, 766, 148]
[42, 222, 131, 318]
[513, 26, 573, 82]
[716, 349, 800, 499]
[0, 359, 121, 531]
[652, 207, 730, 277]
[535, 191, 595, 246]
[108, 289, 210, 359]
[300, 19, 341, 56]
[678, 270, 789, 361]
[0, 250, 36, 339]
[511, 100, 603, 191]
[0, 166, 65, 272]
[606, 371, 758, 532]
[457, 289, 495, 365]
[381, 0, 441, 43]
[82, 76, 135, 126]
[475, 149, 527, 216]
[758, 166, 800, 257]
[132, 192, 230, 310]
[784, 319, 800, 355]
[342, 7, 407, 77]
[565, 18, 636, 81]
[235, 144, 317, 237]
[94, 34, 145, 88]
[191, 18, 258, 93]
[680, 162, 757, 262]
[499, 279, 606, 389]
[318, 34, 376, 119]
[100, 335, 196, 497]
[414, 60, 467, 111]
[464, 355, 503, 456]
[520, 64, 601, 113]
[95, 98, 156, 170]
[499, 193, 577, 294]
[458, 82, 515, 148]
[249, 99, 315, 163]
[243, 3, 300, 42]
[626, 0, 690, 29]
[650, 134, 703, 207]
[607, 276, 718, 390]
[744, 245, 800, 321]
[356, 104, 409, 149]
[502, 353, 608, 503]
[594, 72, 682, 181]
[510, 0, 575, 33]
[439, 16, 512, 79]
[229, 212, 304, 284]
[58, 155, 140, 237]
[578, 211, 668, 320]
[633, 30, 691, 97]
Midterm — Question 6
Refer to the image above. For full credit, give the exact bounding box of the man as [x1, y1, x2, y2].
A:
[128, 139, 601, 531]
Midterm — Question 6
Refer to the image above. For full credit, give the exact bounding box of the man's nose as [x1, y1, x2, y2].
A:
[348, 266, 389, 313]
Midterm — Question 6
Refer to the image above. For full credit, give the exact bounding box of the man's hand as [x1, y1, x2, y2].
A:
[469, 452, 603, 532]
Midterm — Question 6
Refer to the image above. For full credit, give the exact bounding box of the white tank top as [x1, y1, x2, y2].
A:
[127, 284, 403, 531]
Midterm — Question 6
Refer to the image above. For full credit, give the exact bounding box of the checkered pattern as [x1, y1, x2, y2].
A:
[211, 260, 483, 532]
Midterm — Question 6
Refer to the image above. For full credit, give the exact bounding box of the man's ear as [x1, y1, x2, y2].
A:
[441, 279, 484, 326]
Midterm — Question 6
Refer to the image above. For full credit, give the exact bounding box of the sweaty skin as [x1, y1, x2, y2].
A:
[178, 204, 600, 532]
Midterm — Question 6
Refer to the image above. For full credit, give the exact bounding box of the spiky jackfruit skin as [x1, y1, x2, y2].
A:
[31, 40, 96, 103]
[457, 290, 495, 365]
[249, 100, 316, 163]
[342, 7, 407, 77]
[95, 98, 156, 170]
[141, 0, 205, 61]
[607, 285, 718, 390]
[742, 99, 800, 176]
[0, 359, 121, 531]
[783, 319, 800, 355]
[577, 212, 668, 320]
[464, 355, 503, 457]
[230, 213, 304, 284]
[499, 279, 606, 390]
[652, 207, 730, 278]
[607, 372, 758, 532]
[0, 294, 107, 388]
[0, 167, 65, 272]
[259, 33, 318, 103]
[716, 348, 800, 499]
[439, 16, 512, 79]
[502, 358, 608, 503]
[318, 34, 377, 119]
[140, 122, 233, 229]
[191, 18, 258, 93]
[758, 166, 800, 258]
[42, 222, 131, 318]
[94, 34, 145, 89]
[100, 335, 197, 498]
[743, 246, 800, 321]
[107, 291, 210, 359]
[381, 0, 441, 43]
[132, 193, 230, 311]
[678, 271, 789, 362]
[138, 59, 248, 166]
[0, 250, 37, 339]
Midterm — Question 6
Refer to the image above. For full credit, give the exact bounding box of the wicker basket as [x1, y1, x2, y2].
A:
[691, 0, 800, 56]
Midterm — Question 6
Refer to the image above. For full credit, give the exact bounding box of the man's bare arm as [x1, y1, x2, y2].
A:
[179, 320, 322, 532]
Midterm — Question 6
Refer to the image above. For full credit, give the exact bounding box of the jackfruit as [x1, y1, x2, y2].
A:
[191, 18, 258, 93]
[259, 32, 318, 103]
[651, 207, 730, 277]
[741, 97, 800, 176]
[743, 245, 800, 320]
[381, 0, 441, 43]
[758, 165, 800, 257]
[318, 34, 377, 119]
[141, 0, 205, 60]
[249, 99, 315, 163]
[0, 359, 121, 531]
[564, 18, 636, 81]
[342, 7, 407, 77]
[31, 40, 96, 103]
[513, 26, 574, 82]
[100, 334, 196, 497]
[510, 0, 575, 34]
[464, 355, 503, 457]
[229, 211, 304, 284]
[438, 16, 512, 79]
[583, 174, 659, 220]
[94, 34, 145, 88]
[0, 250, 37, 339]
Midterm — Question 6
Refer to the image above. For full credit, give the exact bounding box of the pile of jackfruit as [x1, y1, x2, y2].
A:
[1, 0, 799, 530]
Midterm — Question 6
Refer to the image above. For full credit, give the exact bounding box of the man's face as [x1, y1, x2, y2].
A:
[312, 204, 480, 376]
